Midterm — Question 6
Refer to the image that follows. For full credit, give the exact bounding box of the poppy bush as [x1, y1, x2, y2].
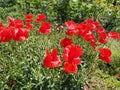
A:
[0, 13, 120, 90]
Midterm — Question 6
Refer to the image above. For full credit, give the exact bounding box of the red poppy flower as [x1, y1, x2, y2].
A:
[108, 31, 119, 39]
[85, 19, 100, 30]
[11, 28, 29, 41]
[63, 62, 78, 74]
[98, 39, 108, 44]
[26, 23, 34, 30]
[117, 35, 120, 40]
[78, 23, 91, 36]
[99, 55, 112, 63]
[35, 14, 46, 23]
[66, 29, 79, 36]
[99, 48, 112, 63]
[98, 32, 107, 39]
[99, 48, 112, 57]
[90, 40, 97, 47]
[8, 17, 24, 28]
[83, 33, 95, 42]
[93, 21, 101, 27]
[96, 28, 105, 33]
[0, 26, 12, 42]
[8, 16, 14, 22]
[88, 23, 96, 31]
[25, 14, 33, 23]
[8, 16, 15, 27]
[85, 19, 101, 27]
[60, 38, 73, 47]
[69, 45, 83, 58]
[43, 48, 62, 68]
[0, 22, 3, 27]
[64, 20, 76, 28]
[85, 22, 96, 31]
[39, 22, 51, 34]
[14, 19, 24, 28]
[63, 45, 83, 65]
[77, 22, 86, 30]
[85, 19, 94, 24]
[78, 29, 90, 37]
[64, 20, 79, 36]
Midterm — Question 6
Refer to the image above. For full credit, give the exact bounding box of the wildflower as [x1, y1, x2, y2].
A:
[60, 38, 73, 48]
[64, 20, 79, 36]
[26, 23, 34, 30]
[99, 48, 112, 57]
[63, 45, 83, 61]
[35, 14, 46, 23]
[39, 22, 51, 34]
[99, 55, 112, 63]
[108, 31, 119, 39]
[62, 44, 83, 73]
[11, 28, 29, 41]
[83, 33, 96, 42]
[8, 17, 24, 28]
[99, 48, 112, 63]
[0, 26, 12, 42]
[96, 28, 105, 33]
[25, 14, 33, 23]
[43, 48, 62, 68]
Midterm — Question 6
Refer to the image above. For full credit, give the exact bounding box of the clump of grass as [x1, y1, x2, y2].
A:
[87, 69, 120, 90]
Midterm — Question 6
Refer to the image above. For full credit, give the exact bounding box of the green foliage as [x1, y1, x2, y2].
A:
[0, 0, 16, 8]
[0, 0, 120, 89]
